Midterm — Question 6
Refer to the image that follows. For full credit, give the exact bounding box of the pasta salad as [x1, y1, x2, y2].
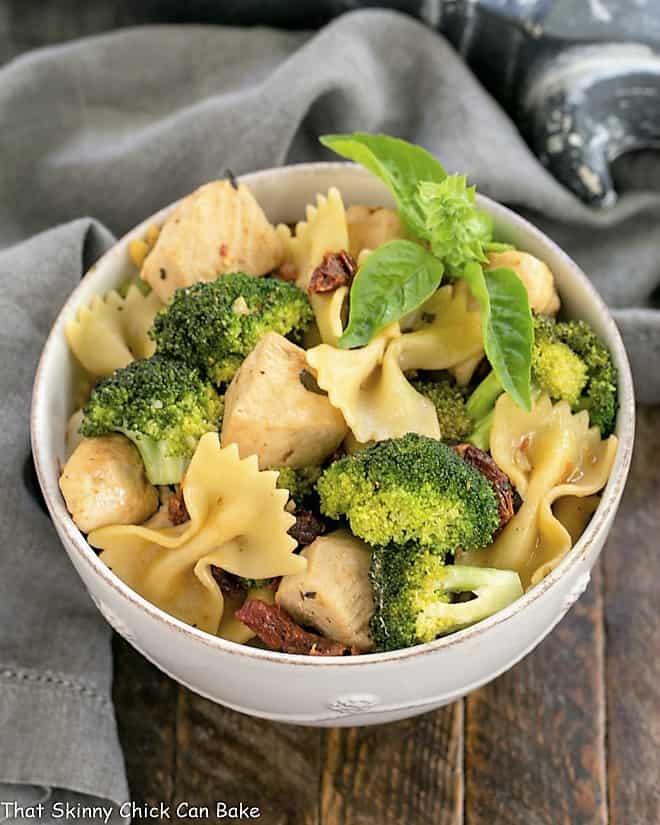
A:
[58, 134, 618, 655]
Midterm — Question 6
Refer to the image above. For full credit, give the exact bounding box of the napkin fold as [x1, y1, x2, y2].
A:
[1, 8, 657, 819]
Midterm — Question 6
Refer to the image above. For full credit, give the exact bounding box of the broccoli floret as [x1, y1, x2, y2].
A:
[150, 272, 313, 384]
[317, 433, 500, 553]
[411, 371, 504, 451]
[370, 546, 523, 650]
[411, 376, 473, 442]
[273, 465, 322, 502]
[534, 315, 617, 435]
[461, 315, 618, 448]
[80, 354, 223, 485]
[532, 339, 587, 406]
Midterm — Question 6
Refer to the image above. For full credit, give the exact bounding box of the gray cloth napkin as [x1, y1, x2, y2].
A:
[1, 7, 658, 818]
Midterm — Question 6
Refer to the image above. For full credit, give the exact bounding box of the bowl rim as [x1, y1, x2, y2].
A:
[30, 161, 635, 666]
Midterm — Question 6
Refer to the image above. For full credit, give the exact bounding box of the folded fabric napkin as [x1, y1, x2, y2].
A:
[1, 8, 657, 819]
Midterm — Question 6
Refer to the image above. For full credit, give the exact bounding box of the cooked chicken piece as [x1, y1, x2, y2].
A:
[346, 205, 406, 258]
[221, 332, 347, 468]
[276, 529, 375, 650]
[487, 250, 560, 316]
[141, 180, 284, 302]
[59, 435, 158, 533]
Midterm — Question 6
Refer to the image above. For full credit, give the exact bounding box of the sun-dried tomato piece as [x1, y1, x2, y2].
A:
[235, 599, 360, 656]
[168, 488, 189, 525]
[453, 443, 515, 533]
[308, 250, 356, 294]
[211, 567, 247, 600]
[288, 509, 326, 546]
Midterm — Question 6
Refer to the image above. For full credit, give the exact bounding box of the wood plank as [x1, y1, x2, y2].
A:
[173, 688, 322, 825]
[112, 634, 178, 807]
[604, 405, 660, 823]
[465, 566, 607, 825]
[320, 703, 463, 825]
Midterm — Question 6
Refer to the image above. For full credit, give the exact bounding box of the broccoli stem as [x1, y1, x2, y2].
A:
[418, 565, 523, 636]
[468, 410, 495, 452]
[125, 432, 190, 486]
[466, 371, 503, 420]
[463, 371, 502, 451]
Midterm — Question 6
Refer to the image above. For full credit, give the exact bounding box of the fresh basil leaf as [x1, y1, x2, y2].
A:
[461, 262, 533, 411]
[338, 240, 444, 349]
[320, 132, 446, 236]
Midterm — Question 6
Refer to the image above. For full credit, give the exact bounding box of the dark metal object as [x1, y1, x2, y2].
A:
[438, 2, 660, 205]
[521, 44, 660, 206]
[200, 0, 660, 207]
[2, 0, 659, 205]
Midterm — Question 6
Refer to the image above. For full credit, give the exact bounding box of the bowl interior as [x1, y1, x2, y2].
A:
[30, 162, 635, 663]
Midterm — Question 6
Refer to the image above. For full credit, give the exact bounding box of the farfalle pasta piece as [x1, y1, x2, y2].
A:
[120, 285, 163, 360]
[460, 395, 617, 588]
[88, 433, 304, 635]
[142, 181, 284, 302]
[65, 286, 163, 378]
[306, 324, 440, 444]
[553, 495, 601, 545]
[282, 188, 350, 345]
[398, 283, 484, 372]
[287, 187, 349, 290]
[450, 352, 484, 387]
[313, 285, 348, 346]
[345, 205, 406, 258]
[129, 223, 161, 269]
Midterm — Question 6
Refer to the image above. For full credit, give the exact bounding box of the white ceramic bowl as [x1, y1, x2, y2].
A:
[31, 163, 634, 726]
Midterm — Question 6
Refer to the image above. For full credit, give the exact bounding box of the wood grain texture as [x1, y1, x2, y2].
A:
[112, 635, 178, 807]
[109, 410, 660, 825]
[173, 689, 322, 825]
[320, 703, 463, 825]
[604, 405, 660, 824]
[465, 566, 607, 825]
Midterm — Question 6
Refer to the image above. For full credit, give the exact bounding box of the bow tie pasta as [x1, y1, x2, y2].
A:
[398, 282, 484, 373]
[460, 394, 617, 588]
[281, 188, 350, 346]
[304, 282, 483, 444]
[306, 323, 440, 444]
[345, 205, 407, 258]
[65, 285, 163, 378]
[88, 433, 304, 635]
[58, 131, 625, 656]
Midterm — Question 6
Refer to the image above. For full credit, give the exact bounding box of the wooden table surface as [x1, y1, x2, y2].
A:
[111, 406, 660, 825]
[2, 10, 656, 822]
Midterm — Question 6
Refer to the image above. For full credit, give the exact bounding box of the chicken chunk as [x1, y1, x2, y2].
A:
[221, 332, 347, 468]
[276, 529, 375, 650]
[346, 205, 406, 258]
[59, 435, 158, 533]
[487, 250, 560, 316]
[141, 180, 284, 302]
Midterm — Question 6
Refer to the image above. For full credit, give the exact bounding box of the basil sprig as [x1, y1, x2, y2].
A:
[320, 133, 446, 236]
[461, 263, 533, 411]
[321, 132, 534, 410]
[338, 241, 444, 349]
